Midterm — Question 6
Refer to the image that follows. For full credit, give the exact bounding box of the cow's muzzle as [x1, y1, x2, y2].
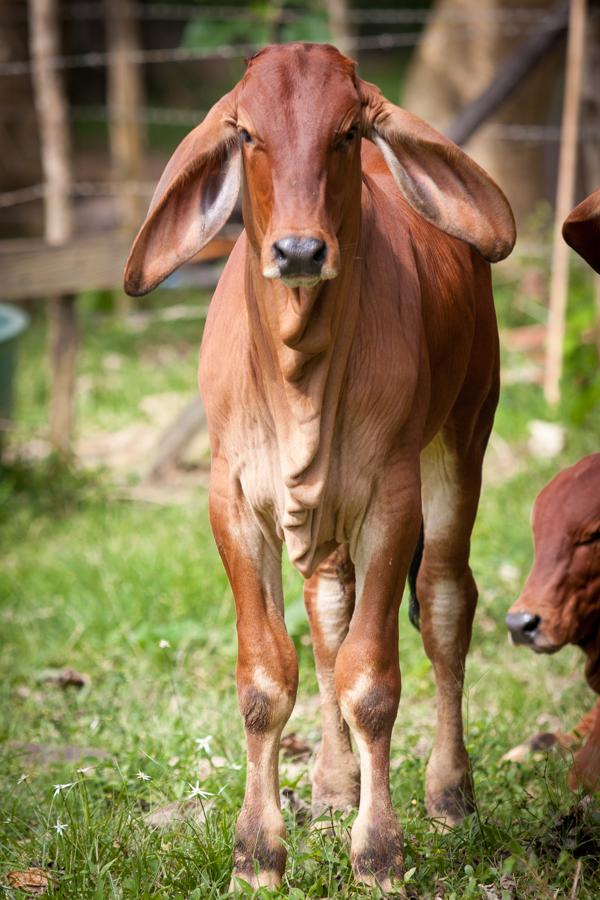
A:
[272, 236, 326, 281]
[505, 611, 541, 646]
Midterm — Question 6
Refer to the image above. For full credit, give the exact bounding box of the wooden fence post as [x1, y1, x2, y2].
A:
[105, 0, 146, 235]
[28, 0, 79, 455]
[325, 0, 354, 56]
[544, 0, 588, 405]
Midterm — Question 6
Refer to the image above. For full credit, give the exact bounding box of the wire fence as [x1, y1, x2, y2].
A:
[0, 2, 578, 76]
[1, 4, 597, 218]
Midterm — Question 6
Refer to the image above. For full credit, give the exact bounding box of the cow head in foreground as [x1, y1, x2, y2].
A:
[125, 43, 516, 892]
[506, 191, 600, 792]
[506, 454, 600, 662]
[124, 43, 513, 297]
[505, 454, 600, 790]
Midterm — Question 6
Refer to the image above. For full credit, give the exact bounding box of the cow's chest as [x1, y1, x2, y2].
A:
[225, 399, 381, 576]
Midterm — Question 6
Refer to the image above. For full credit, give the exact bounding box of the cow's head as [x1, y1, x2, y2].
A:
[563, 188, 600, 274]
[124, 42, 515, 296]
[506, 455, 600, 668]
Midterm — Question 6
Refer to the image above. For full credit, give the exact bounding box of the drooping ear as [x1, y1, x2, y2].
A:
[358, 79, 516, 262]
[563, 188, 600, 274]
[124, 88, 240, 296]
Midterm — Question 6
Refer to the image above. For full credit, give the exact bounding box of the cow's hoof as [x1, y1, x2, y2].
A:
[426, 773, 475, 827]
[351, 817, 404, 893]
[231, 832, 286, 892]
[311, 749, 360, 823]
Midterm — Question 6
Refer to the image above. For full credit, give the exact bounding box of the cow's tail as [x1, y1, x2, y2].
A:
[408, 521, 424, 631]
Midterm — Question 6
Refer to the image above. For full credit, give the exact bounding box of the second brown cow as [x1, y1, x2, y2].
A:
[506, 189, 600, 792]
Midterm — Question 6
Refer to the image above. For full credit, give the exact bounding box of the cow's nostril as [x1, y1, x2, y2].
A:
[312, 242, 327, 264]
[273, 243, 287, 264]
[505, 611, 541, 645]
[522, 614, 541, 634]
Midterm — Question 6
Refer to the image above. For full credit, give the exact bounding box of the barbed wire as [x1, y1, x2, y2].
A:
[0, 15, 565, 77]
[0, 180, 155, 209]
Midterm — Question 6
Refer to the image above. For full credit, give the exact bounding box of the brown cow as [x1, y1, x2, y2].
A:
[124, 43, 515, 891]
[506, 189, 600, 792]
[506, 454, 600, 790]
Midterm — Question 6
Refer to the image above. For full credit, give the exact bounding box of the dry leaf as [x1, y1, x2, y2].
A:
[7, 868, 53, 895]
[37, 668, 90, 689]
[8, 742, 107, 766]
[143, 798, 211, 830]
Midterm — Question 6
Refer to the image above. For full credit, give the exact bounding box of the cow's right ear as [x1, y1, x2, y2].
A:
[563, 188, 600, 274]
[124, 88, 240, 296]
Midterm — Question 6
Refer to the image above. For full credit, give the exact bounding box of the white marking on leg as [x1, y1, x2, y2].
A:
[313, 575, 350, 651]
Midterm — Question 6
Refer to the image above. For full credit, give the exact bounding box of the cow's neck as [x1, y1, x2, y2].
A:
[244, 220, 361, 573]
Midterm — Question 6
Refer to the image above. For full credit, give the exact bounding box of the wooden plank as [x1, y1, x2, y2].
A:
[0, 229, 241, 302]
[544, 0, 587, 404]
[145, 396, 207, 480]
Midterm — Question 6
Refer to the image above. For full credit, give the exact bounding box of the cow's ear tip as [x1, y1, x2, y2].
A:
[123, 265, 153, 297]
[493, 235, 516, 262]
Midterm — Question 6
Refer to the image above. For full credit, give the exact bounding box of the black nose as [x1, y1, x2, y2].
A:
[272, 236, 326, 278]
[505, 611, 541, 645]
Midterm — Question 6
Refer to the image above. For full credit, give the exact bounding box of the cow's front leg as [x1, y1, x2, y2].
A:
[304, 546, 360, 818]
[335, 478, 421, 891]
[209, 481, 297, 891]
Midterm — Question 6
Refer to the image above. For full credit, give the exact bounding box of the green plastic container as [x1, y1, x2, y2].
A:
[0, 303, 29, 430]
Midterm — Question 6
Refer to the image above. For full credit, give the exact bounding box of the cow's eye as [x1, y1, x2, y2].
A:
[345, 127, 357, 143]
[577, 530, 600, 546]
[239, 128, 253, 144]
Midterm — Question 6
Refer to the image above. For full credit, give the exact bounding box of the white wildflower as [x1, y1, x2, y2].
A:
[158, 639, 170, 649]
[195, 735, 213, 754]
[53, 820, 69, 836]
[136, 770, 151, 781]
[53, 783, 74, 797]
[16, 773, 28, 785]
[187, 781, 213, 800]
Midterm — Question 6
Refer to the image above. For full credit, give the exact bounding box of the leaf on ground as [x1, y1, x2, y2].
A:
[280, 732, 313, 759]
[143, 798, 212, 830]
[7, 868, 54, 895]
[8, 742, 107, 766]
[36, 667, 90, 689]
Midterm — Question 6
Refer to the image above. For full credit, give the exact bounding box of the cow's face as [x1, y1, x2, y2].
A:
[506, 454, 600, 654]
[123, 43, 515, 298]
[235, 44, 361, 288]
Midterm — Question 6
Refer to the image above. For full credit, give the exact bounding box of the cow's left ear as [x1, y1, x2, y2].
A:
[358, 79, 516, 262]
[563, 188, 600, 274]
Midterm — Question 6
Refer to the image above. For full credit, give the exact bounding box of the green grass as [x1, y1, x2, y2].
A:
[1, 275, 599, 897]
